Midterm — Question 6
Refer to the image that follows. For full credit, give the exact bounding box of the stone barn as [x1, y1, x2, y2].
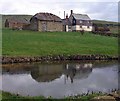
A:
[5, 18, 30, 30]
[28, 13, 62, 32]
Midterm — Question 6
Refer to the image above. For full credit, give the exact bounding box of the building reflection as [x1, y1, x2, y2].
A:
[31, 63, 93, 83]
[2, 63, 32, 74]
[63, 63, 93, 83]
[2, 62, 93, 83]
[31, 64, 63, 82]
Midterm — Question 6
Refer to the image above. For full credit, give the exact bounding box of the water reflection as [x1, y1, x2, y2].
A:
[63, 63, 92, 83]
[2, 64, 31, 74]
[1, 61, 118, 98]
[3, 63, 93, 83]
[31, 64, 63, 82]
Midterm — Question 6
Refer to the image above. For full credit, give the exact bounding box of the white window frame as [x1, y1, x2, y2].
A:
[79, 20, 83, 23]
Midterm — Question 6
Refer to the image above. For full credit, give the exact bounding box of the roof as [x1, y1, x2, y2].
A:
[32, 12, 62, 22]
[62, 18, 71, 25]
[72, 13, 91, 20]
[6, 17, 30, 24]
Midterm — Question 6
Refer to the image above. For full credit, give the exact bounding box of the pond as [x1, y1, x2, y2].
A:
[0, 60, 118, 98]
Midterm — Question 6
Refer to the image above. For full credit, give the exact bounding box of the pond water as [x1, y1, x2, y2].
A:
[0, 61, 118, 98]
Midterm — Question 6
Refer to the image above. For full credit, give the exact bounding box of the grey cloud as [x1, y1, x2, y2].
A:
[87, 2, 118, 21]
[1, 0, 119, 22]
[2, 3, 18, 14]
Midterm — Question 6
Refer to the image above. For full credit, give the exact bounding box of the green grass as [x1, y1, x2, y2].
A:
[1, 91, 45, 101]
[109, 26, 119, 34]
[2, 28, 118, 57]
[1, 91, 104, 101]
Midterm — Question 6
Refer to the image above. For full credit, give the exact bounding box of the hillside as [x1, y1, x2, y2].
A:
[92, 20, 119, 25]
[1, 14, 32, 28]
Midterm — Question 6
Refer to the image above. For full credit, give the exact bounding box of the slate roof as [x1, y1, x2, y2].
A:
[6, 17, 30, 24]
[72, 13, 91, 20]
[62, 18, 71, 26]
[32, 13, 62, 22]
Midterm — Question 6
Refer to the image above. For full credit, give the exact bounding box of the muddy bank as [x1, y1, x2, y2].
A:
[2, 54, 118, 64]
[69, 89, 120, 101]
[91, 90, 120, 101]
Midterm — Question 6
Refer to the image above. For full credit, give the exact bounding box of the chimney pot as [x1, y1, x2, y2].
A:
[66, 14, 68, 19]
[71, 10, 73, 14]
[64, 11, 65, 19]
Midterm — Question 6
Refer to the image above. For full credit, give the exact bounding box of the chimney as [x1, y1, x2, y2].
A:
[71, 10, 73, 15]
[64, 11, 65, 19]
[66, 14, 68, 19]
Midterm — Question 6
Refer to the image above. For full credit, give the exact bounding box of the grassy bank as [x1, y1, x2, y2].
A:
[1, 91, 105, 101]
[2, 28, 118, 57]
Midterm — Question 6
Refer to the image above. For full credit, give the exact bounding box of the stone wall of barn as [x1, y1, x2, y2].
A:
[6, 22, 26, 30]
[29, 18, 38, 31]
[38, 21, 62, 32]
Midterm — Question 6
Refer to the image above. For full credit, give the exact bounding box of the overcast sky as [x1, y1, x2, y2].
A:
[0, 0, 119, 22]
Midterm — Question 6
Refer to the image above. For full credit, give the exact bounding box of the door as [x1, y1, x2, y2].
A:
[42, 22, 47, 31]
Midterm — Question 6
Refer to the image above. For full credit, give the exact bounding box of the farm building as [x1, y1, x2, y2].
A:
[63, 10, 93, 32]
[62, 15, 72, 32]
[5, 17, 30, 30]
[26, 13, 63, 32]
[92, 23, 110, 32]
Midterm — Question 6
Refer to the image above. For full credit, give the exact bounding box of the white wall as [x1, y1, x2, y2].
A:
[82, 26, 93, 31]
[72, 25, 93, 32]
[66, 25, 69, 32]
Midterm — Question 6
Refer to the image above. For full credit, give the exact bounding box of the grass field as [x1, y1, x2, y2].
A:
[2, 28, 118, 57]
[1, 90, 104, 101]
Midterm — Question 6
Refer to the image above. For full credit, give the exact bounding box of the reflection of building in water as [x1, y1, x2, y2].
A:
[3, 63, 93, 83]
[2, 64, 32, 74]
[63, 63, 93, 83]
[31, 64, 63, 82]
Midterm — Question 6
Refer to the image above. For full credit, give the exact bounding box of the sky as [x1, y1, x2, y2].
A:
[0, 0, 119, 22]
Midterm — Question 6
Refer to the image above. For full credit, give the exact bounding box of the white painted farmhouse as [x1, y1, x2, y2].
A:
[63, 10, 93, 32]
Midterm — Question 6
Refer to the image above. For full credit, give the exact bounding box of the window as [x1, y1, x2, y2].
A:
[79, 20, 83, 23]
[72, 20, 76, 25]
[88, 21, 92, 24]
[73, 20, 76, 24]
[80, 26, 82, 28]
[68, 26, 71, 29]
[87, 26, 90, 28]
[13, 23, 15, 25]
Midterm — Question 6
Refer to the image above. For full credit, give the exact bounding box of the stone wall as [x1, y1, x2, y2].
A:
[38, 21, 62, 32]
[6, 21, 27, 30]
[2, 55, 118, 64]
[29, 18, 38, 31]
